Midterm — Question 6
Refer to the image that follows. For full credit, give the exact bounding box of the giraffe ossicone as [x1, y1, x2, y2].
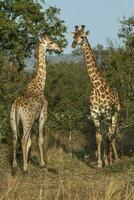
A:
[10, 32, 62, 174]
[71, 25, 120, 168]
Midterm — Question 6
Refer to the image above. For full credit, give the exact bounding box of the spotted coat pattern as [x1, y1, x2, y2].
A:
[10, 34, 61, 173]
[72, 26, 121, 168]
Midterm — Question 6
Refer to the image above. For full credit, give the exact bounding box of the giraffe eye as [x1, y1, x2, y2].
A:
[81, 36, 84, 39]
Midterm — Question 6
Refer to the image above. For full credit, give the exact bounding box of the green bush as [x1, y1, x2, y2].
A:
[45, 61, 91, 132]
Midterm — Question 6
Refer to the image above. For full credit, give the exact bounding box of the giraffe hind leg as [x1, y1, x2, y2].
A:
[10, 103, 19, 175]
[22, 132, 32, 173]
[91, 111, 103, 168]
[21, 119, 33, 173]
[38, 103, 47, 167]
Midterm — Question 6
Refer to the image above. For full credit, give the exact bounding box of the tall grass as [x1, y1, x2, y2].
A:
[0, 134, 134, 200]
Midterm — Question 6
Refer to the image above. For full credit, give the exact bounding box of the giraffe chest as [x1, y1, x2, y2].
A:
[90, 88, 116, 118]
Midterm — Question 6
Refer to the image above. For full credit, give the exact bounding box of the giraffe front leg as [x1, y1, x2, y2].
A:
[111, 138, 118, 161]
[103, 136, 109, 166]
[109, 128, 118, 162]
[96, 132, 103, 168]
[107, 126, 113, 164]
[91, 111, 103, 168]
[38, 104, 47, 167]
[108, 113, 119, 163]
[103, 151, 109, 166]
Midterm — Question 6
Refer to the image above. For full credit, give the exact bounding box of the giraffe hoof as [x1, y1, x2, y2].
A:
[12, 162, 18, 176]
[12, 161, 17, 169]
[114, 158, 119, 162]
[23, 169, 28, 175]
[40, 161, 46, 168]
[97, 160, 103, 168]
[109, 160, 113, 165]
[11, 167, 17, 176]
[23, 165, 28, 173]
[104, 159, 109, 166]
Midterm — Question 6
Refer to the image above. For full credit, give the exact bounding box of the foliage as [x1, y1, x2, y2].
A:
[45, 61, 91, 132]
[104, 16, 134, 127]
[118, 16, 134, 51]
[0, 70, 28, 138]
[0, 0, 67, 71]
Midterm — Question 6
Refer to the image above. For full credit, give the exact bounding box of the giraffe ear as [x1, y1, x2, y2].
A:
[86, 31, 90, 35]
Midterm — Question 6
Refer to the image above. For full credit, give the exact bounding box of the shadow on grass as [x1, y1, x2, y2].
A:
[1, 125, 134, 175]
[46, 121, 96, 163]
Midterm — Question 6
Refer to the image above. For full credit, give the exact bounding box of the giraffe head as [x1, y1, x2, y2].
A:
[39, 33, 62, 52]
[71, 25, 89, 48]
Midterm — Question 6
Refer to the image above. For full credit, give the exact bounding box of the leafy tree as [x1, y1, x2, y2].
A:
[103, 16, 134, 127]
[0, 0, 67, 71]
[45, 61, 91, 132]
[118, 16, 134, 52]
[117, 16, 134, 127]
[0, 68, 28, 138]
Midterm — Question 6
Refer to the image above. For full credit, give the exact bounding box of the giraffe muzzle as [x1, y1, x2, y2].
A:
[71, 41, 77, 48]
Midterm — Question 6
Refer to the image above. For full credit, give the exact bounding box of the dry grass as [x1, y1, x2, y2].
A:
[0, 131, 134, 200]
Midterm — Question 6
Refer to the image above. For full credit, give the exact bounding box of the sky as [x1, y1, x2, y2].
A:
[45, 0, 134, 53]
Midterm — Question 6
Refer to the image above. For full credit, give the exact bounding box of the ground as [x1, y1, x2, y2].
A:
[0, 131, 134, 200]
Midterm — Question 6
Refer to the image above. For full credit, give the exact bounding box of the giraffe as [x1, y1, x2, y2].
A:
[71, 25, 121, 168]
[10, 32, 62, 173]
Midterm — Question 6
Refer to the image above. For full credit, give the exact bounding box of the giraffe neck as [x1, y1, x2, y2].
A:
[27, 42, 47, 95]
[82, 38, 101, 85]
[36, 42, 46, 85]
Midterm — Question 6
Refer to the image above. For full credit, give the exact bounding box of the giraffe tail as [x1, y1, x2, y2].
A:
[10, 101, 20, 175]
[10, 101, 20, 143]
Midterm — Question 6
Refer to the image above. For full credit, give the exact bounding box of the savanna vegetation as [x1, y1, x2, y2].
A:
[0, 1, 134, 199]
